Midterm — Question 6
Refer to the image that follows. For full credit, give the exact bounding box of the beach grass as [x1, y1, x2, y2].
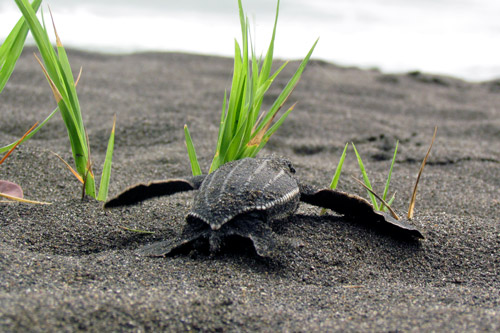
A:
[329, 143, 349, 190]
[320, 143, 348, 215]
[351, 127, 436, 218]
[352, 141, 398, 212]
[3, 0, 116, 201]
[185, 0, 318, 175]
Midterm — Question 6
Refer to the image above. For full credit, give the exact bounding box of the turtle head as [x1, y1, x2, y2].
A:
[278, 158, 296, 175]
[265, 155, 296, 175]
[282, 158, 296, 174]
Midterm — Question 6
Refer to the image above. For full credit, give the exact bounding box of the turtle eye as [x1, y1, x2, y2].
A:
[286, 161, 296, 174]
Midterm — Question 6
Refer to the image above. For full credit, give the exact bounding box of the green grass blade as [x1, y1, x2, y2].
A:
[352, 143, 378, 209]
[219, 41, 244, 156]
[248, 0, 278, 122]
[228, 40, 243, 118]
[204, 0, 317, 173]
[209, 90, 228, 173]
[14, 2, 79, 141]
[0, 0, 42, 93]
[251, 40, 259, 102]
[238, 0, 246, 44]
[0, 20, 23, 62]
[247, 0, 280, 134]
[252, 38, 318, 137]
[251, 61, 288, 124]
[16, 0, 96, 197]
[97, 116, 116, 202]
[352, 176, 400, 219]
[15, 1, 61, 88]
[382, 140, 398, 202]
[50, 12, 85, 138]
[248, 103, 296, 157]
[184, 125, 202, 176]
[220, 73, 246, 164]
[214, 90, 228, 155]
[329, 143, 349, 189]
[81, 130, 96, 199]
[320, 142, 349, 215]
[0, 1, 42, 60]
[258, 61, 288, 93]
[0, 107, 58, 153]
[222, 115, 250, 163]
[48, 10, 86, 147]
[257, 0, 279, 88]
[385, 192, 396, 210]
[35, 57, 93, 196]
[53, 96, 88, 182]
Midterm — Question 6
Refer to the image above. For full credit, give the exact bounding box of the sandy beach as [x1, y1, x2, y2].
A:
[1, 47, 499, 331]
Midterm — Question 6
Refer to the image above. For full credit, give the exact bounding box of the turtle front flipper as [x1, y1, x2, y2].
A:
[299, 184, 423, 239]
[104, 175, 206, 208]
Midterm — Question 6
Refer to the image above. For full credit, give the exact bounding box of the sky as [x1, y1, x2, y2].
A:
[1, 0, 499, 82]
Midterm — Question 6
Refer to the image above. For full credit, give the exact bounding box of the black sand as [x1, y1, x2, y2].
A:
[1, 48, 499, 331]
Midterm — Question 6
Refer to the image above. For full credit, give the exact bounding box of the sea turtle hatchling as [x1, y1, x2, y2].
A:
[104, 157, 423, 257]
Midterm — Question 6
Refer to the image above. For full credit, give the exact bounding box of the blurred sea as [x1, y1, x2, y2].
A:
[1, 0, 499, 82]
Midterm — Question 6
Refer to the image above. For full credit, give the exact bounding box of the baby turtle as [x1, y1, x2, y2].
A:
[105, 157, 423, 257]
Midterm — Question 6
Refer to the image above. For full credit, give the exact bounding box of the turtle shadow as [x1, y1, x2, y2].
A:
[145, 234, 288, 274]
[4, 197, 418, 270]
[0, 198, 186, 257]
[268, 214, 426, 283]
[277, 213, 422, 249]
[132, 212, 423, 275]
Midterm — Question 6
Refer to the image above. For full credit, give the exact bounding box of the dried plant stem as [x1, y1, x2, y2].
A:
[407, 126, 437, 219]
[352, 176, 400, 220]
[0, 192, 51, 205]
[0, 122, 38, 165]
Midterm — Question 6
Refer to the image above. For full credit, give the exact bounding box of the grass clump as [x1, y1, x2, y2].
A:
[185, 0, 318, 175]
[0, 0, 116, 201]
[321, 141, 399, 216]
[351, 142, 398, 212]
[348, 127, 437, 219]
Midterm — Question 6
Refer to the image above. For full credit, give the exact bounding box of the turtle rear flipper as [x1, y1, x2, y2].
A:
[299, 184, 423, 239]
[223, 217, 276, 257]
[248, 231, 275, 257]
[137, 233, 208, 257]
[104, 175, 206, 208]
[138, 218, 210, 256]
[137, 235, 208, 257]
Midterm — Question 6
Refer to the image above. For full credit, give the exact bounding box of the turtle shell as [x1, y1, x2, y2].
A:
[187, 157, 300, 230]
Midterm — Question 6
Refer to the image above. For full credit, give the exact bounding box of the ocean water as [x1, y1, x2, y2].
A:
[1, 0, 499, 82]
